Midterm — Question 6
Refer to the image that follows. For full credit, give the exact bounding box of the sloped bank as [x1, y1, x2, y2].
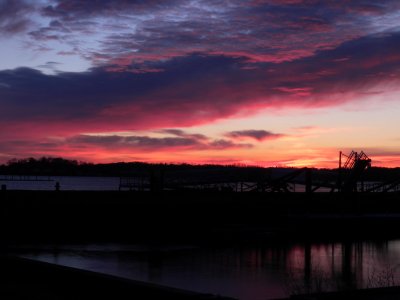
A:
[0, 255, 235, 300]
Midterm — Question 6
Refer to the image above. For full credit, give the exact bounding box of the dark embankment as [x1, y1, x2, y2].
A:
[276, 286, 400, 300]
[0, 255, 234, 300]
[1, 190, 400, 244]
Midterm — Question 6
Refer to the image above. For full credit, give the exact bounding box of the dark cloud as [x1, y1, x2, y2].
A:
[158, 129, 208, 141]
[24, 0, 400, 68]
[226, 130, 285, 141]
[209, 139, 252, 149]
[0, 0, 34, 34]
[68, 134, 200, 149]
[42, 0, 176, 18]
[1, 0, 398, 69]
[0, 55, 254, 135]
[0, 128, 252, 161]
[1, 30, 400, 139]
[37, 61, 62, 72]
[67, 132, 251, 151]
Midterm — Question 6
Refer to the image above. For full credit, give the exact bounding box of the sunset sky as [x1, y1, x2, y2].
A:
[1, 0, 400, 167]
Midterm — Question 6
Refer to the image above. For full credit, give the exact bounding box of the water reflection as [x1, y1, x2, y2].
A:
[17, 240, 400, 300]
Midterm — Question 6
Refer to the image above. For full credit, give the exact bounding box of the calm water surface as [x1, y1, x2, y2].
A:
[17, 239, 400, 300]
[0, 176, 120, 190]
[0, 175, 328, 191]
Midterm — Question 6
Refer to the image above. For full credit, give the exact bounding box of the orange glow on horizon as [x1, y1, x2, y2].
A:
[17, 148, 396, 169]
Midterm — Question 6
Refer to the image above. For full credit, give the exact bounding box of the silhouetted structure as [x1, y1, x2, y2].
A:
[337, 151, 371, 193]
[3, 152, 400, 193]
[117, 151, 376, 194]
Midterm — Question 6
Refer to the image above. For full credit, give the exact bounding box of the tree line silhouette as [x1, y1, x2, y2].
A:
[0, 157, 399, 182]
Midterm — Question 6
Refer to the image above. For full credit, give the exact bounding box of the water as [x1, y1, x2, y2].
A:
[0, 176, 120, 190]
[0, 176, 335, 192]
[0, 175, 390, 192]
[16, 239, 400, 300]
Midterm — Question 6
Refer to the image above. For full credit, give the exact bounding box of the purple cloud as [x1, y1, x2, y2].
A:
[0, 128, 253, 162]
[21, 0, 400, 70]
[0, 0, 34, 35]
[226, 130, 285, 141]
[68, 134, 200, 149]
[158, 129, 208, 141]
[2, 30, 400, 140]
[67, 132, 252, 151]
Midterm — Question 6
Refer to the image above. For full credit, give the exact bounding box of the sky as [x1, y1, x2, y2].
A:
[1, 0, 400, 168]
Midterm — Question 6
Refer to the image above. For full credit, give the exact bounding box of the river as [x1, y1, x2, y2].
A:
[14, 239, 400, 300]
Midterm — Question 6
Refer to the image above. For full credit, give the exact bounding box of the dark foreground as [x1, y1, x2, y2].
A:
[1, 190, 400, 244]
[2, 190, 400, 299]
[3, 253, 400, 300]
[278, 287, 400, 300]
[0, 255, 234, 300]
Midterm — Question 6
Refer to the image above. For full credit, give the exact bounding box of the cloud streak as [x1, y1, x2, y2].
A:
[0, 0, 34, 35]
[67, 131, 252, 151]
[24, 0, 400, 69]
[0, 129, 250, 153]
[0, 128, 253, 164]
[226, 130, 285, 141]
[2, 31, 400, 140]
